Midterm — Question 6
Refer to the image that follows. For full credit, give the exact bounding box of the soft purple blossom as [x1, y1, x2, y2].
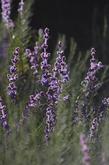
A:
[63, 95, 69, 101]
[40, 28, 59, 142]
[45, 75, 61, 142]
[53, 41, 69, 83]
[45, 104, 56, 143]
[82, 48, 104, 96]
[44, 41, 69, 141]
[24, 28, 69, 142]
[7, 47, 20, 101]
[89, 117, 98, 139]
[25, 44, 39, 77]
[40, 29, 70, 142]
[18, 0, 24, 16]
[45, 76, 60, 142]
[78, 48, 104, 121]
[0, 96, 9, 130]
[22, 91, 43, 119]
[41, 71, 51, 86]
[1, 0, 14, 28]
[7, 82, 17, 99]
[80, 134, 91, 165]
[47, 77, 61, 103]
[40, 28, 51, 86]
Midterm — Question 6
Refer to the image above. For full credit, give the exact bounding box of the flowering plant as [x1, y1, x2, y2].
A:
[0, 0, 109, 165]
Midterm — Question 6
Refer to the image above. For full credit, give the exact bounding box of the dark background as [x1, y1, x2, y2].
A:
[11, 0, 109, 63]
[31, 1, 107, 45]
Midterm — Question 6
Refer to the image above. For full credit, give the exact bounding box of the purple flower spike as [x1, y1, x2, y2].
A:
[7, 47, 20, 101]
[25, 43, 39, 77]
[89, 117, 98, 139]
[40, 35, 69, 142]
[0, 96, 9, 131]
[1, 0, 14, 28]
[45, 104, 56, 143]
[82, 48, 104, 96]
[40, 28, 51, 86]
[23, 28, 70, 142]
[80, 134, 91, 165]
[18, 0, 24, 16]
[53, 41, 69, 83]
[22, 92, 43, 119]
[45, 76, 61, 143]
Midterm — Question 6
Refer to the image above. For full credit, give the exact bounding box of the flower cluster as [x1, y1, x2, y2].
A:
[40, 29, 61, 142]
[53, 41, 69, 83]
[82, 48, 103, 96]
[22, 91, 43, 119]
[80, 134, 91, 165]
[40, 33, 69, 142]
[41, 31, 69, 142]
[18, 0, 24, 16]
[47, 76, 61, 104]
[0, 96, 9, 130]
[24, 29, 68, 142]
[23, 28, 69, 142]
[45, 76, 61, 142]
[45, 105, 56, 142]
[25, 44, 39, 77]
[7, 47, 20, 101]
[40, 28, 51, 86]
[89, 117, 98, 139]
[1, 0, 14, 28]
[78, 48, 104, 121]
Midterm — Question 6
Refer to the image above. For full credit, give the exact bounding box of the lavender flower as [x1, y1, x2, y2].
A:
[18, 0, 24, 16]
[0, 96, 9, 130]
[37, 28, 60, 142]
[1, 0, 14, 28]
[22, 91, 43, 119]
[40, 30, 69, 142]
[45, 76, 62, 141]
[53, 41, 69, 83]
[7, 47, 20, 101]
[24, 28, 69, 142]
[98, 98, 109, 119]
[47, 76, 61, 103]
[80, 134, 91, 165]
[89, 117, 98, 139]
[45, 104, 56, 143]
[63, 95, 69, 101]
[40, 28, 51, 86]
[78, 48, 104, 121]
[25, 44, 39, 77]
[52, 41, 69, 102]
[82, 48, 103, 96]
[45, 76, 61, 142]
